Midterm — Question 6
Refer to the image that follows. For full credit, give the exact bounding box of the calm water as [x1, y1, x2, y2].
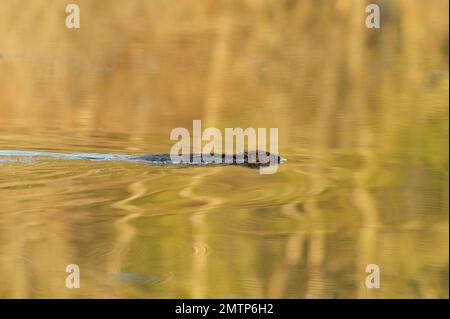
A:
[0, 1, 448, 298]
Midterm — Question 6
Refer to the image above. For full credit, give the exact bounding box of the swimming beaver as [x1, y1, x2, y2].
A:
[0, 150, 286, 169]
[132, 150, 286, 168]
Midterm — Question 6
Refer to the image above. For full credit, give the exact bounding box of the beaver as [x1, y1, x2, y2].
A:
[0, 150, 286, 169]
[132, 150, 286, 168]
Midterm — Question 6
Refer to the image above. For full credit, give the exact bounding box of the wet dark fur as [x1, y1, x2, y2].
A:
[133, 151, 282, 168]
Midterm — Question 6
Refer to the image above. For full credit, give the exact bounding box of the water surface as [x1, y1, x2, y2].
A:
[0, 0, 448, 298]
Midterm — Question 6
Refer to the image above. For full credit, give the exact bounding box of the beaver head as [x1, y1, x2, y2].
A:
[239, 150, 286, 168]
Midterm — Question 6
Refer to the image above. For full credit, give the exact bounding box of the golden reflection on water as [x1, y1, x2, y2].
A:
[0, 0, 448, 298]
